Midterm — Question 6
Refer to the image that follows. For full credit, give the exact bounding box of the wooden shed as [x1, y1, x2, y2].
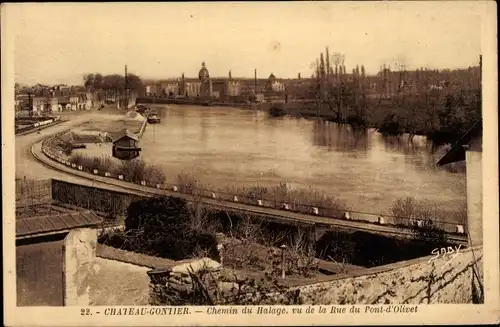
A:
[112, 128, 141, 160]
[16, 205, 102, 306]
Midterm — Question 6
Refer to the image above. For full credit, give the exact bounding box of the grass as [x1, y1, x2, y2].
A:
[80, 119, 144, 135]
[68, 153, 166, 185]
[391, 196, 467, 226]
[174, 174, 347, 215]
[391, 196, 467, 242]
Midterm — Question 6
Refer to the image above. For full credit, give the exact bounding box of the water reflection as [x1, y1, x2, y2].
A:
[312, 120, 369, 154]
[135, 104, 466, 214]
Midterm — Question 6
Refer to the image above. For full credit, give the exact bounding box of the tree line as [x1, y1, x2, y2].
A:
[83, 73, 145, 96]
[308, 47, 482, 144]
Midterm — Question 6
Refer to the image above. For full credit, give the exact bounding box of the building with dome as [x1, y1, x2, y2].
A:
[198, 62, 213, 99]
[266, 73, 286, 93]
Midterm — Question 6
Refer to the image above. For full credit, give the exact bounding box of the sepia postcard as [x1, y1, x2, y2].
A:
[2, 1, 499, 326]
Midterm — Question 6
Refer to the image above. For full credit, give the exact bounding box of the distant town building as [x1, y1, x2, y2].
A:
[48, 96, 59, 112]
[69, 94, 86, 111]
[198, 62, 212, 99]
[32, 96, 48, 112]
[266, 73, 285, 93]
[184, 80, 202, 97]
[57, 96, 71, 111]
[211, 73, 242, 101]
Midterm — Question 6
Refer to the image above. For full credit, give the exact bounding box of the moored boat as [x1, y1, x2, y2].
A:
[147, 112, 161, 124]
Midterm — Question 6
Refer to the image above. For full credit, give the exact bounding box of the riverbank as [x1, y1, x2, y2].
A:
[39, 129, 468, 234]
[75, 110, 146, 139]
[137, 96, 479, 145]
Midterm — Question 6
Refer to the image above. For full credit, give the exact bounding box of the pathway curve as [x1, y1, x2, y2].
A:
[18, 108, 467, 245]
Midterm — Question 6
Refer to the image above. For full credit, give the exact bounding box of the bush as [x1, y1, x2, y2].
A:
[121, 196, 218, 260]
[346, 113, 367, 128]
[378, 113, 404, 136]
[69, 154, 114, 172]
[268, 103, 286, 117]
[119, 159, 147, 183]
[391, 196, 449, 243]
[177, 173, 200, 195]
[68, 153, 166, 185]
[144, 165, 166, 185]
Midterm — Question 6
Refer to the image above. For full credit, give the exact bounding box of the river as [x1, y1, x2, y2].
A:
[130, 104, 466, 217]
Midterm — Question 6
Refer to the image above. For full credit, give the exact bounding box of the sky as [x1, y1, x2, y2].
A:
[7, 2, 485, 85]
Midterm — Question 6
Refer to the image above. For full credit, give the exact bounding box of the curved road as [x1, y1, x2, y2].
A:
[16, 109, 125, 187]
[18, 109, 468, 245]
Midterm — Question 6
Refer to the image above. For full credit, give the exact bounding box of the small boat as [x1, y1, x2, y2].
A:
[71, 143, 87, 149]
[136, 104, 147, 114]
[147, 112, 161, 124]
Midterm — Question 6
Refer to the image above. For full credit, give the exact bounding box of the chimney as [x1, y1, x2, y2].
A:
[479, 54, 482, 92]
[254, 68, 257, 93]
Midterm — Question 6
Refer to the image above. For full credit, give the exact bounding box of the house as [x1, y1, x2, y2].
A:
[184, 80, 201, 98]
[210, 75, 242, 101]
[437, 121, 482, 247]
[15, 94, 30, 111]
[69, 93, 87, 111]
[162, 80, 180, 96]
[85, 92, 94, 109]
[266, 73, 286, 93]
[48, 96, 59, 112]
[57, 96, 71, 111]
[112, 129, 141, 160]
[32, 96, 48, 112]
[16, 206, 102, 306]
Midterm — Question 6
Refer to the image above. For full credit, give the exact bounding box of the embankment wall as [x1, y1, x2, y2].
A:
[148, 246, 483, 305]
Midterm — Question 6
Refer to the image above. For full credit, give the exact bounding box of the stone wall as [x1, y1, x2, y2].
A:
[291, 246, 483, 304]
[64, 228, 98, 306]
[148, 247, 483, 305]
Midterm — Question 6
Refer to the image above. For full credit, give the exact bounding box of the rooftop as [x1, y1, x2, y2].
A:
[437, 121, 482, 166]
[112, 128, 140, 142]
[16, 206, 102, 239]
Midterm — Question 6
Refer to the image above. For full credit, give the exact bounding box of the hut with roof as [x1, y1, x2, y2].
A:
[112, 128, 141, 160]
[16, 205, 102, 306]
[437, 121, 482, 247]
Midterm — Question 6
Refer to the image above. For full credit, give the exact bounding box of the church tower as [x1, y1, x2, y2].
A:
[199, 62, 211, 98]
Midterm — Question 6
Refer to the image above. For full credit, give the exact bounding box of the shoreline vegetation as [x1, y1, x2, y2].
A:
[60, 150, 465, 232]
[137, 87, 481, 146]
[41, 107, 466, 233]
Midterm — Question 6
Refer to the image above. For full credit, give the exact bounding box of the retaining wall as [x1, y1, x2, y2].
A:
[148, 246, 483, 305]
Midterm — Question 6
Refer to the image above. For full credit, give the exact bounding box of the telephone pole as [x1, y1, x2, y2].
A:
[254, 68, 257, 93]
[124, 64, 129, 109]
[479, 54, 482, 90]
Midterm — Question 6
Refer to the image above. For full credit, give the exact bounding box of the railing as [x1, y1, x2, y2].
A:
[15, 116, 61, 134]
[15, 179, 52, 203]
[40, 135, 468, 237]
